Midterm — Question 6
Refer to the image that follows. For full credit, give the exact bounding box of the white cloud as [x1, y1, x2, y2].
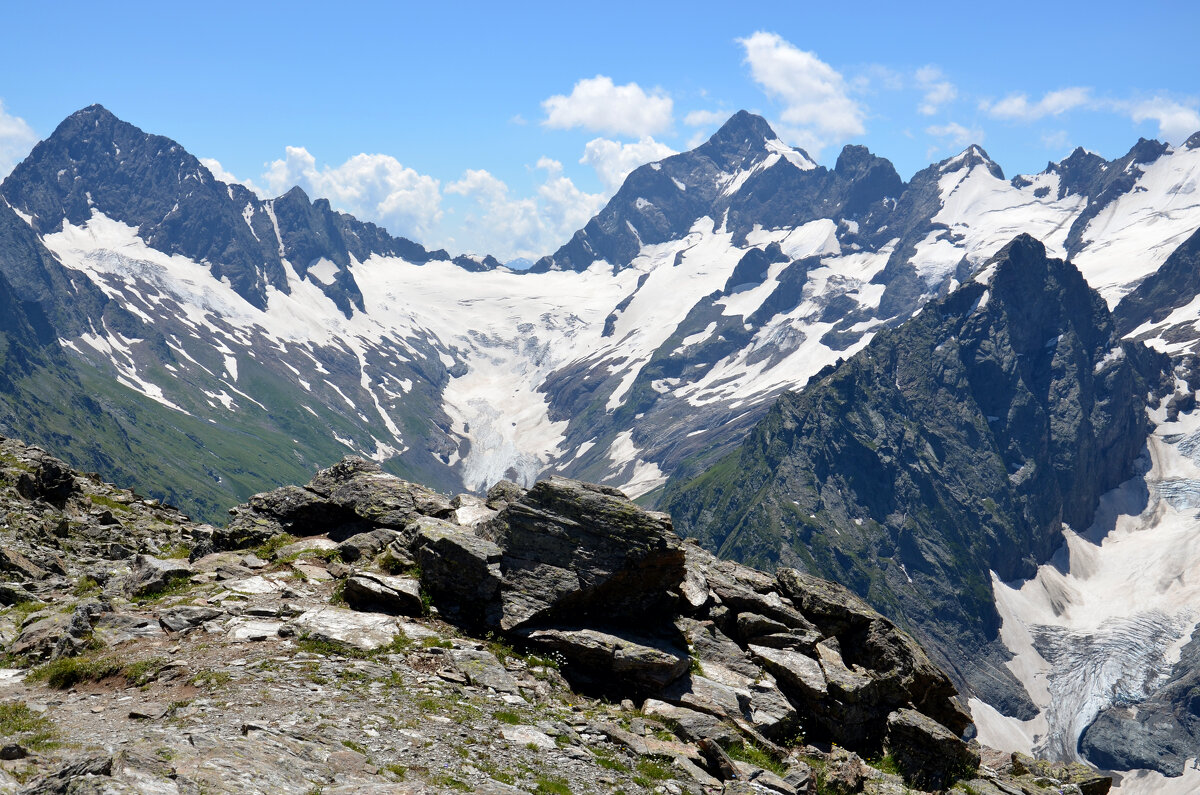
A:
[0, 100, 38, 180]
[1125, 97, 1200, 143]
[915, 66, 957, 116]
[580, 136, 676, 192]
[446, 160, 605, 261]
[542, 76, 673, 137]
[926, 122, 985, 159]
[981, 87, 1092, 121]
[262, 147, 443, 241]
[684, 109, 729, 127]
[737, 31, 865, 159]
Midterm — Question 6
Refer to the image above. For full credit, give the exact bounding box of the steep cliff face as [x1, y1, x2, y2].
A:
[664, 234, 1168, 715]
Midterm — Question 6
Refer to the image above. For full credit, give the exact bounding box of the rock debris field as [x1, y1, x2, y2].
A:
[0, 437, 1111, 794]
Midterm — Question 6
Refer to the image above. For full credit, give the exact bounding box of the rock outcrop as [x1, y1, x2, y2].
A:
[0, 438, 1108, 794]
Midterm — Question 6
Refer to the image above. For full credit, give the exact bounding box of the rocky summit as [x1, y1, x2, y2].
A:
[0, 437, 1110, 794]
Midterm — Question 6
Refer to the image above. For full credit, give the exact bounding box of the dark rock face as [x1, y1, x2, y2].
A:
[522, 628, 690, 691]
[0, 104, 452, 316]
[0, 198, 121, 340]
[341, 573, 422, 616]
[486, 477, 684, 631]
[413, 516, 504, 626]
[886, 708, 979, 790]
[13, 447, 76, 506]
[665, 234, 1167, 713]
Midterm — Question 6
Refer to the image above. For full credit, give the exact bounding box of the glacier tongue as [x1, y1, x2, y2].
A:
[980, 408, 1200, 790]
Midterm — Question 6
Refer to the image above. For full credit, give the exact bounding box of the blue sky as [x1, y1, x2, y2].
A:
[1, 0, 1198, 260]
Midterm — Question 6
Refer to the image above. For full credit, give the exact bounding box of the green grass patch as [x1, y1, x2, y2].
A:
[87, 493, 133, 513]
[27, 656, 123, 689]
[634, 755, 673, 781]
[295, 633, 412, 660]
[133, 573, 195, 602]
[534, 777, 572, 795]
[429, 774, 471, 791]
[7, 600, 46, 620]
[188, 670, 233, 688]
[123, 657, 168, 686]
[494, 710, 522, 725]
[868, 753, 901, 776]
[0, 701, 57, 750]
[28, 655, 169, 690]
[341, 739, 368, 755]
[161, 542, 192, 559]
[596, 756, 628, 772]
[255, 533, 298, 560]
[725, 740, 787, 776]
[295, 637, 368, 659]
[378, 552, 417, 576]
[72, 576, 101, 596]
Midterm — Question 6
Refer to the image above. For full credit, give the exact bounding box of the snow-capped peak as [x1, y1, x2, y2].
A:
[939, 144, 1003, 179]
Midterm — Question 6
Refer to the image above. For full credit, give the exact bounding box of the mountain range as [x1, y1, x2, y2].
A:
[4, 104, 1200, 787]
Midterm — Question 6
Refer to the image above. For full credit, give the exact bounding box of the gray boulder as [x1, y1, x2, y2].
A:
[885, 708, 979, 790]
[93, 613, 164, 646]
[159, 605, 223, 633]
[749, 644, 828, 702]
[641, 699, 739, 746]
[686, 546, 817, 636]
[484, 479, 525, 510]
[446, 648, 521, 694]
[336, 528, 402, 563]
[307, 456, 454, 528]
[488, 476, 685, 631]
[10, 613, 72, 659]
[125, 555, 191, 596]
[342, 573, 423, 616]
[13, 449, 75, 505]
[523, 627, 689, 691]
[413, 518, 502, 626]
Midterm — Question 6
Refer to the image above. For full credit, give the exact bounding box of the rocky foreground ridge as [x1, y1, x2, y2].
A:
[0, 439, 1109, 794]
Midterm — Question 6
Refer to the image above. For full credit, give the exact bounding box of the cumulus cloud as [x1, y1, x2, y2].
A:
[0, 100, 38, 179]
[915, 66, 957, 116]
[542, 76, 673, 137]
[446, 159, 605, 261]
[981, 87, 1092, 121]
[737, 32, 865, 159]
[580, 136, 676, 192]
[262, 147, 443, 241]
[926, 122, 985, 159]
[1124, 97, 1200, 143]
